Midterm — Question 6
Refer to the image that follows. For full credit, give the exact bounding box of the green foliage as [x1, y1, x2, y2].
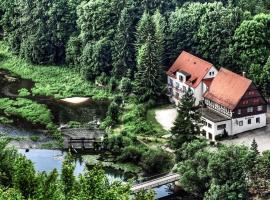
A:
[82, 38, 112, 81]
[141, 148, 175, 174]
[196, 2, 244, 67]
[102, 102, 120, 128]
[112, 7, 136, 78]
[0, 41, 113, 100]
[231, 14, 270, 73]
[117, 146, 144, 163]
[18, 88, 30, 97]
[61, 153, 75, 199]
[30, 136, 40, 142]
[2, 0, 76, 64]
[0, 98, 57, 134]
[119, 77, 132, 94]
[168, 3, 207, 62]
[171, 89, 201, 149]
[13, 156, 36, 198]
[0, 139, 145, 199]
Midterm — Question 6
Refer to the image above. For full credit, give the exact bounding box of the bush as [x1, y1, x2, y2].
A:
[67, 121, 81, 128]
[140, 148, 175, 174]
[215, 130, 229, 141]
[18, 88, 30, 97]
[118, 146, 144, 163]
[106, 134, 133, 153]
[119, 77, 132, 94]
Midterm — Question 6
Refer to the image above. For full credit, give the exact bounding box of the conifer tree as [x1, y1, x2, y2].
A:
[136, 12, 155, 49]
[134, 36, 163, 102]
[112, 7, 136, 78]
[171, 89, 201, 149]
[251, 138, 260, 155]
[152, 10, 166, 71]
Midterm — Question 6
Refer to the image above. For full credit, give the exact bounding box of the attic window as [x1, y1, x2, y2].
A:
[179, 75, 184, 82]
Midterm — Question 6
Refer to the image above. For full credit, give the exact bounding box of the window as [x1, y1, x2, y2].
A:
[248, 119, 252, 124]
[249, 91, 255, 95]
[256, 117, 260, 124]
[239, 121, 243, 126]
[217, 124, 226, 130]
[254, 98, 260, 103]
[169, 78, 173, 86]
[183, 86, 187, 92]
[257, 106, 263, 111]
[208, 123, 212, 129]
[202, 130, 206, 137]
[202, 120, 207, 126]
[179, 75, 184, 82]
[237, 109, 241, 115]
[243, 100, 248, 105]
[247, 107, 253, 113]
[208, 133, 213, 140]
[175, 82, 179, 89]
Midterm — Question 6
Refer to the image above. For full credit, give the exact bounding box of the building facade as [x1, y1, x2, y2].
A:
[201, 68, 267, 141]
[167, 51, 218, 105]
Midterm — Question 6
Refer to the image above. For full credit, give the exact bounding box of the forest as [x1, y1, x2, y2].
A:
[0, 0, 270, 199]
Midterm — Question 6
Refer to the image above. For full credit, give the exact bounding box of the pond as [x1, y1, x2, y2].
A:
[18, 149, 177, 199]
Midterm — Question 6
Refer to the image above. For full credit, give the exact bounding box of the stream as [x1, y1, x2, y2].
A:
[0, 69, 195, 199]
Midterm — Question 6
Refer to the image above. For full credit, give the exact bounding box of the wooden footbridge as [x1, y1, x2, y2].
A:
[62, 127, 105, 150]
[131, 173, 180, 193]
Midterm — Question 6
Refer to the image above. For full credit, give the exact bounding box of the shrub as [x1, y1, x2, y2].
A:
[18, 88, 30, 97]
[118, 146, 144, 163]
[67, 121, 81, 128]
[106, 134, 133, 153]
[140, 148, 175, 174]
[119, 77, 132, 94]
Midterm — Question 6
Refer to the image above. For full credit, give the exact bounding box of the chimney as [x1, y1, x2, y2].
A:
[242, 72, 246, 77]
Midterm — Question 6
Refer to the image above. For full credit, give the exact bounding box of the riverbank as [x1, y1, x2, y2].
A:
[0, 41, 114, 100]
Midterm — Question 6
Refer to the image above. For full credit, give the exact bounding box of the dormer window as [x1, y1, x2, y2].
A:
[179, 75, 184, 82]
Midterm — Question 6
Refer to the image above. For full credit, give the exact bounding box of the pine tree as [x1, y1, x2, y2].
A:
[134, 36, 163, 102]
[251, 138, 260, 155]
[136, 12, 155, 49]
[112, 7, 136, 78]
[152, 10, 166, 71]
[171, 89, 201, 149]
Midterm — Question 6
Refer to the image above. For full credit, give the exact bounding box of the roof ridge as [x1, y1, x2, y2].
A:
[182, 51, 213, 67]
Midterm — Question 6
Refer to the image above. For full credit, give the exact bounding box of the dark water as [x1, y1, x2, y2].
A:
[18, 149, 176, 199]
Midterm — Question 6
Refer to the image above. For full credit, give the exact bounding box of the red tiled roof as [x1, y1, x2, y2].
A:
[204, 68, 252, 110]
[203, 78, 214, 88]
[166, 51, 213, 88]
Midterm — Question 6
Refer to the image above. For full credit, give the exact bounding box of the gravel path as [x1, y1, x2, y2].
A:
[155, 107, 177, 131]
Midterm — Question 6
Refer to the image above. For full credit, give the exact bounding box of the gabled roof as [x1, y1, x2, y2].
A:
[166, 51, 213, 88]
[203, 78, 214, 88]
[204, 68, 252, 110]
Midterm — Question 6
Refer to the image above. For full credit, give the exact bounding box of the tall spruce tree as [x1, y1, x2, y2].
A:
[153, 10, 166, 71]
[134, 36, 163, 102]
[112, 7, 136, 78]
[171, 89, 201, 149]
[136, 12, 155, 49]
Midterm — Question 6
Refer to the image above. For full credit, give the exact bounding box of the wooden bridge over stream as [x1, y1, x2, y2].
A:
[62, 127, 105, 151]
[131, 173, 180, 193]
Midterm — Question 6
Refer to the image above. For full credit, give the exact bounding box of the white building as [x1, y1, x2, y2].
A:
[201, 68, 267, 141]
[166, 51, 218, 105]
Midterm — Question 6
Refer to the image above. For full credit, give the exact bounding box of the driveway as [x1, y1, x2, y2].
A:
[222, 125, 270, 153]
[155, 107, 177, 131]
